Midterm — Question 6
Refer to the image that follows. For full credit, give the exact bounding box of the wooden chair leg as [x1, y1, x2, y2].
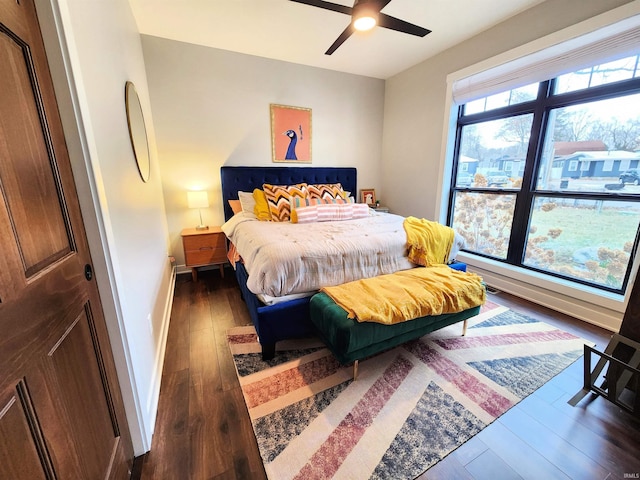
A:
[462, 319, 468, 336]
[353, 360, 359, 381]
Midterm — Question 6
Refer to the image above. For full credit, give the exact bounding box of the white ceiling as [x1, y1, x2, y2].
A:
[128, 0, 546, 79]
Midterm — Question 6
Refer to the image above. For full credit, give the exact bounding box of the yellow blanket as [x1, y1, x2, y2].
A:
[321, 265, 486, 325]
[404, 217, 454, 266]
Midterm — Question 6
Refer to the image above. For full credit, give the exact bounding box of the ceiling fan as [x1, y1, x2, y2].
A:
[290, 0, 431, 55]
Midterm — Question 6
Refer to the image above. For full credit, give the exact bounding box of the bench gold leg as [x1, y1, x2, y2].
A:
[462, 319, 468, 336]
[353, 360, 359, 381]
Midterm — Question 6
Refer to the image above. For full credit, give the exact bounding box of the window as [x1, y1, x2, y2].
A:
[449, 54, 640, 293]
[464, 83, 539, 115]
[555, 55, 640, 94]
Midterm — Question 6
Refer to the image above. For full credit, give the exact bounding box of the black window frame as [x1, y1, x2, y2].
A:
[447, 74, 640, 294]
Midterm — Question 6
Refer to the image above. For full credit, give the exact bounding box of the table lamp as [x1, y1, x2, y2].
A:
[187, 191, 209, 230]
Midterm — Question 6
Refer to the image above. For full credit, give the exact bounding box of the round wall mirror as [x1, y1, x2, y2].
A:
[125, 81, 151, 182]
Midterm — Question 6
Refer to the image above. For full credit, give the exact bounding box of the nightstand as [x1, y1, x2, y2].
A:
[371, 205, 390, 213]
[181, 227, 227, 282]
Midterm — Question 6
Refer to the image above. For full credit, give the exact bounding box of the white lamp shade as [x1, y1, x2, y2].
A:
[187, 191, 209, 209]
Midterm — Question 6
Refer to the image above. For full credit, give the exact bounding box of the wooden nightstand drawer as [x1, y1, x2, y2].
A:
[183, 234, 226, 262]
[184, 245, 226, 266]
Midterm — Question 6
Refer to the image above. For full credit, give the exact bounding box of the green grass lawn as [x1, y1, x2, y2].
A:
[529, 203, 640, 252]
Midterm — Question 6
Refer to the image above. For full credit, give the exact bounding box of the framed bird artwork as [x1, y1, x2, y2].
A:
[360, 188, 376, 206]
[270, 104, 312, 163]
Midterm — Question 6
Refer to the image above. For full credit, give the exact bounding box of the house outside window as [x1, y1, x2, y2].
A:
[449, 54, 640, 293]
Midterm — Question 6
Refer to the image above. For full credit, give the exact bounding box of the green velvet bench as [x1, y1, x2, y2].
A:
[309, 263, 481, 377]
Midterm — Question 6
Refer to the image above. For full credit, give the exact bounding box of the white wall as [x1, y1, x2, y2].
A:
[382, 0, 634, 220]
[140, 36, 386, 270]
[37, 0, 175, 454]
[381, 0, 636, 331]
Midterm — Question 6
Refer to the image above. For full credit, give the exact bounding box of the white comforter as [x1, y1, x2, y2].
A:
[222, 212, 416, 297]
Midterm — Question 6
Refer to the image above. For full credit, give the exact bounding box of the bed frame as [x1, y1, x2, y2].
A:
[220, 166, 357, 359]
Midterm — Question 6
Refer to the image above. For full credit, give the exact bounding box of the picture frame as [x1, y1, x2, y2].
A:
[360, 188, 376, 206]
[270, 104, 312, 163]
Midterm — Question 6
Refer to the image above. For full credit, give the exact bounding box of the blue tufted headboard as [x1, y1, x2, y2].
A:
[220, 166, 357, 221]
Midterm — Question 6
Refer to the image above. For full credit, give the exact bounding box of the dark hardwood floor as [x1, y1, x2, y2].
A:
[133, 268, 640, 480]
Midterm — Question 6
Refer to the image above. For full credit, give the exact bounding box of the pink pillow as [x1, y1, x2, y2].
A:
[228, 199, 242, 215]
[291, 203, 370, 224]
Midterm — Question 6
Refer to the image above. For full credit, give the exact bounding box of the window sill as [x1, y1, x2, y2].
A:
[457, 252, 627, 332]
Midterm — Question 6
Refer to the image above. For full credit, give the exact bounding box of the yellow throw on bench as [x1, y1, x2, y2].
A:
[321, 264, 485, 325]
[404, 216, 454, 266]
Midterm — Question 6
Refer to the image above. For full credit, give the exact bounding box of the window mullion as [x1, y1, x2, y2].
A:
[505, 81, 552, 265]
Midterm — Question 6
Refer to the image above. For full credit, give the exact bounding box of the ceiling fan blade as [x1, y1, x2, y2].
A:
[378, 13, 431, 37]
[289, 0, 352, 16]
[325, 24, 355, 55]
[375, 0, 393, 10]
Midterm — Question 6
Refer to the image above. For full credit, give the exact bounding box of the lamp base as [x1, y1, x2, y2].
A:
[195, 224, 209, 230]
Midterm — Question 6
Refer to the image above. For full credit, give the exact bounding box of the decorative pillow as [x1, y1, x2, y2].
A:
[238, 191, 256, 213]
[289, 196, 354, 209]
[228, 199, 242, 215]
[262, 183, 308, 222]
[291, 203, 370, 224]
[252, 189, 272, 221]
[306, 183, 346, 201]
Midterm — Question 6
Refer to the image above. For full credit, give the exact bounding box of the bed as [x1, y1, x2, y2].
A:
[220, 166, 476, 361]
[221, 166, 359, 359]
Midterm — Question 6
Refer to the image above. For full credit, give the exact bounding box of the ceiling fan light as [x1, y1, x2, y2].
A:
[352, 2, 378, 32]
[353, 15, 376, 31]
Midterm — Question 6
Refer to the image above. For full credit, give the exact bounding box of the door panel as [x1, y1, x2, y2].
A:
[44, 306, 118, 478]
[0, 24, 72, 278]
[0, 0, 133, 477]
[0, 393, 50, 480]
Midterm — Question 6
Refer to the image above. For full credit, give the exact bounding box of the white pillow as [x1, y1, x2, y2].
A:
[238, 191, 257, 217]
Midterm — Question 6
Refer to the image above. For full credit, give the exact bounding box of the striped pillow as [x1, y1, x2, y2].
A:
[306, 183, 346, 201]
[291, 203, 370, 224]
[289, 196, 354, 209]
[262, 183, 308, 222]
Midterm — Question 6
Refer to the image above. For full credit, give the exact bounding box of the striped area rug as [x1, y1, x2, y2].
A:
[227, 302, 590, 480]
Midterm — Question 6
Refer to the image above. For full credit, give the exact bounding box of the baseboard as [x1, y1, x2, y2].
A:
[145, 264, 177, 439]
[176, 263, 190, 275]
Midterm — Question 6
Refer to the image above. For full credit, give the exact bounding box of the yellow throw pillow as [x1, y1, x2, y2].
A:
[253, 189, 272, 221]
[262, 183, 308, 222]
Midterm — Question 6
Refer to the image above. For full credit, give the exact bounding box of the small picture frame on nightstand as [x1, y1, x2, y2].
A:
[360, 188, 376, 206]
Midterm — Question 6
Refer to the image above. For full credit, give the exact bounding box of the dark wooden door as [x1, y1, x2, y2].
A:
[0, 0, 134, 478]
